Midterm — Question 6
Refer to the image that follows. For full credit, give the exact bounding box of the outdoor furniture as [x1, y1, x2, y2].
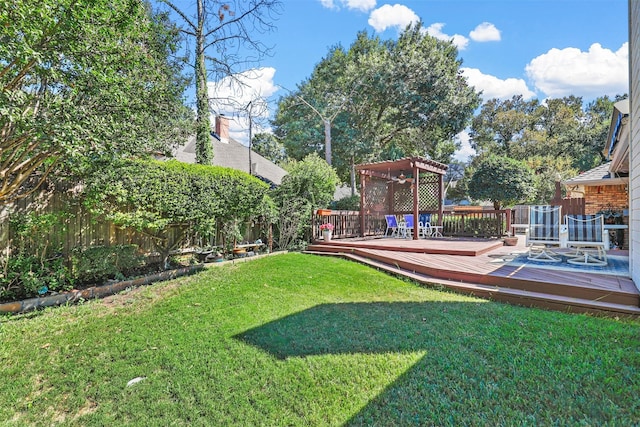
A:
[384, 215, 399, 237]
[401, 214, 415, 238]
[418, 213, 442, 238]
[565, 215, 607, 266]
[418, 214, 432, 238]
[526, 205, 562, 262]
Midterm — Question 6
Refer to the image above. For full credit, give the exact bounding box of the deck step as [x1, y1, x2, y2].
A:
[306, 244, 638, 307]
[303, 250, 640, 317]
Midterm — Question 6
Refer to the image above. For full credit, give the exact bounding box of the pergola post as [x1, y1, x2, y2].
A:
[359, 171, 366, 237]
[412, 164, 419, 240]
[439, 173, 444, 226]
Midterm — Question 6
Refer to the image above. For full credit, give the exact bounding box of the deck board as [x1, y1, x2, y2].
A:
[307, 235, 639, 313]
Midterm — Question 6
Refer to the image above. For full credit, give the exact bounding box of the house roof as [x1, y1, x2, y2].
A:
[173, 135, 287, 186]
[562, 162, 628, 186]
[604, 99, 630, 173]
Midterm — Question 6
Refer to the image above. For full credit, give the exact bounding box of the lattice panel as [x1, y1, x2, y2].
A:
[418, 174, 439, 210]
[393, 186, 413, 212]
[363, 173, 441, 214]
[363, 178, 389, 213]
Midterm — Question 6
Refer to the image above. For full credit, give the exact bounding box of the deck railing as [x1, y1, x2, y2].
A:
[312, 209, 512, 240]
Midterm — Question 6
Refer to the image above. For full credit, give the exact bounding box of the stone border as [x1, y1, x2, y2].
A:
[0, 265, 204, 315]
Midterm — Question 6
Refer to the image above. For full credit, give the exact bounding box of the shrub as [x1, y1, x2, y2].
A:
[71, 245, 145, 284]
[0, 254, 72, 302]
[273, 153, 339, 249]
[332, 194, 360, 211]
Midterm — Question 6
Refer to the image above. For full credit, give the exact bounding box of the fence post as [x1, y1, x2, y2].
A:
[505, 209, 511, 236]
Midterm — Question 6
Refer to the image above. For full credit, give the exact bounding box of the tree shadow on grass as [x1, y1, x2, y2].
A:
[235, 302, 636, 425]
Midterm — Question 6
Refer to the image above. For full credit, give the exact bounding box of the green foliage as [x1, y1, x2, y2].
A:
[332, 194, 360, 211]
[274, 25, 480, 182]
[70, 245, 145, 285]
[252, 132, 288, 165]
[273, 153, 339, 248]
[0, 0, 192, 201]
[470, 94, 625, 172]
[525, 155, 578, 204]
[0, 254, 72, 302]
[83, 158, 272, 265]
[0, 211, 73, 301]
[468, 155, 535, 209]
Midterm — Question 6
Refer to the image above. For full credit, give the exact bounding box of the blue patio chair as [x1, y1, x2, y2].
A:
[565, 214, 607, 266]
[526, 205, 562, 262]
[384, 215, 399, 237]
[402, 214, 415, 238]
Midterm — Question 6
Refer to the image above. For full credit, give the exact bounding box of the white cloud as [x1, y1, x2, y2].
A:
[424, 23, 469, 50]
[319, 0, 336, 9]
[462, 67, 536, 101]
[525, 42, 629, 98]
[368, 4, 419, 32]
[208, 67, 279, 145]
[469, 22, 501, 42]
[345, 0, 376, 12]
[319, 0, 376, 12]
[454, 130, 474, 163]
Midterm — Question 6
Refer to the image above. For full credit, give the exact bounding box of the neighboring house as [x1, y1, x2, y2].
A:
[562, 100, 630, 248]
[629, 0, 639, 286]
[173, 116, 287, 186]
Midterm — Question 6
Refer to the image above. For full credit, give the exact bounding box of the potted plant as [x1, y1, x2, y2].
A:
[503, 232, 518, 246]
[320, 223, 334, 241]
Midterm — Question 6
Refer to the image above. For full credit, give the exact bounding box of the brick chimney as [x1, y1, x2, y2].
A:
[215, 115, 229, 143]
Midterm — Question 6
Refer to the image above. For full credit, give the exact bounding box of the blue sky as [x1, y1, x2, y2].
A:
[169, 0, 630, 160]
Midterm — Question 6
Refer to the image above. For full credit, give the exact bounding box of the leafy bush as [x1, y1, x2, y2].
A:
[83, 159, 273, 267]
[0, 211, 73, 302]
[71, 245, 145, 284]
[332, 194, 360, 211]
[273, 153, 339, 249]
[0, 255, 72, 302]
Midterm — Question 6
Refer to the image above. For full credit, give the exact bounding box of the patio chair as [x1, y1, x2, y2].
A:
[565, 214, 607, 266]
[418, 213, 432, 238]
[384, 215, 399, 237]
[526, 205, 562, 262]
[401, 214, 415, 238]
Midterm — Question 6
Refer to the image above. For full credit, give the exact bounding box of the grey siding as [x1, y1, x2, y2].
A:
[630, 0, 640, 286]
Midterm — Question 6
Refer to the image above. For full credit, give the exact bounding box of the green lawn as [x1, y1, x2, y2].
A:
[1, 253, 639, 426]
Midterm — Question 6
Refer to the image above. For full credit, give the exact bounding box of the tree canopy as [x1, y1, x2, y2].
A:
[464, 94, 626, 204]
[468, 155, 535, 210]
[0, 0, 192, 202]
[273, 25, 480, 184]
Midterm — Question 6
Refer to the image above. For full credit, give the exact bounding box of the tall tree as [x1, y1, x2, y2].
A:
[252, 132, 287, 166]
[0, 0, 192, 202]
[274, 25, 480, 186]
[158, 0, 280, 164]
[470, 94, 620, 170]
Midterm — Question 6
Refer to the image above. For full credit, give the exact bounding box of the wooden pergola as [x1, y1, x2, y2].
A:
[356, 157, 448, 240]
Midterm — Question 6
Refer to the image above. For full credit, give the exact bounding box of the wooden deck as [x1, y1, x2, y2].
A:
[306, 236, 640, 317]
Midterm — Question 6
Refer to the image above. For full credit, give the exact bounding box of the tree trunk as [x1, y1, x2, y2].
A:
[195, 0, 213, 164]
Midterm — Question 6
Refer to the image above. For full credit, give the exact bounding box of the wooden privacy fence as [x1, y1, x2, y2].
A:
[0, 181, 259, 259]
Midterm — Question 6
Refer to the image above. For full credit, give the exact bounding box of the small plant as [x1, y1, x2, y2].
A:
[71, 245, 145, 284]
[320, 223, 334, 231]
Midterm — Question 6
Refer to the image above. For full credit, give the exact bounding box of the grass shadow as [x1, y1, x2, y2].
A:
[236, 301, 639, 425]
